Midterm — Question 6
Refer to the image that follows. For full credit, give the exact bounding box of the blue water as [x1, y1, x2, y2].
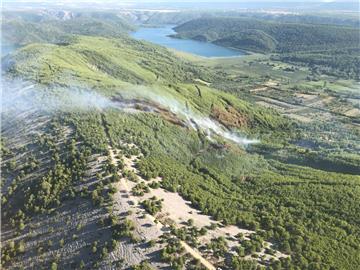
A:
[130, 25, 245, 58]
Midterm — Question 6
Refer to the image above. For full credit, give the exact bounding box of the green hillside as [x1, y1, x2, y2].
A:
[2, 13, 134, 47]
[173, 17, 360, 79]
[173, 17, 360, 53]
[5, 35, 291, 132]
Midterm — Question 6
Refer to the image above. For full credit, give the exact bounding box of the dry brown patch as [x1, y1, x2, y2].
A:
[211, 105, 248, 128]
[344, 108, 360, 117]
[295, 93, 317, 101]
[264, 80, 279, 87]
[251, 87, 269, 93]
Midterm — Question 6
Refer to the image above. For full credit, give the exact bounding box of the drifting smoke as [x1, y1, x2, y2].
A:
[1, 79, 116, 113]
[189, 116, 260, 145]
[1, 78, 259, 146]
[122, 87, 259, 146]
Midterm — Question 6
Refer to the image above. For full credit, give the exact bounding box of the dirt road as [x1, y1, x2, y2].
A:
[180, 241, 216, 270]
[108, 146, 217, 270]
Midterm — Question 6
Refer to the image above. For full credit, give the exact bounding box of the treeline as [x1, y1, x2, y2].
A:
[174, 17, 360, 54]
[271, 48, 360, 80]
[174, 17, 360, 79]
[241, 13, 360, 28]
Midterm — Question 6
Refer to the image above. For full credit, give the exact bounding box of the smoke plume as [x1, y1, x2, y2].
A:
[1, 78, 259, 146]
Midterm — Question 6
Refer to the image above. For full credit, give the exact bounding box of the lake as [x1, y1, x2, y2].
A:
[130, 25, 245, 58]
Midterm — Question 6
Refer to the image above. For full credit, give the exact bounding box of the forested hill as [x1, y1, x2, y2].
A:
[1, 12, 134, 48]
[173, 17, 360, 53]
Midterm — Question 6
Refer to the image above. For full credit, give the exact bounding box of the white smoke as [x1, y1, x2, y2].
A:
[1, 78, 259, 146]
[185, 114, 259, 146]
[1, 79, 116, 113]
[122, 88, 259, 146]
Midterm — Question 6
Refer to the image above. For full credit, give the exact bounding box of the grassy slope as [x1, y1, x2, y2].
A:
[7, 35, 290, 131]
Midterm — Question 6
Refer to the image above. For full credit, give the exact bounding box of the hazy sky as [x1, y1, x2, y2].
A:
[4, 0, 357, 2]
[4, 0, 358, 11]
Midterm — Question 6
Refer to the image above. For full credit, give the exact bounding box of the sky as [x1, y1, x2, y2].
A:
[3, 0, 358, 2]
[3, 0, 358, 11]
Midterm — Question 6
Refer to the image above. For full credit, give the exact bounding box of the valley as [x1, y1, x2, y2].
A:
[131, 26, 246, 58]
[1, 2, 360, 270]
